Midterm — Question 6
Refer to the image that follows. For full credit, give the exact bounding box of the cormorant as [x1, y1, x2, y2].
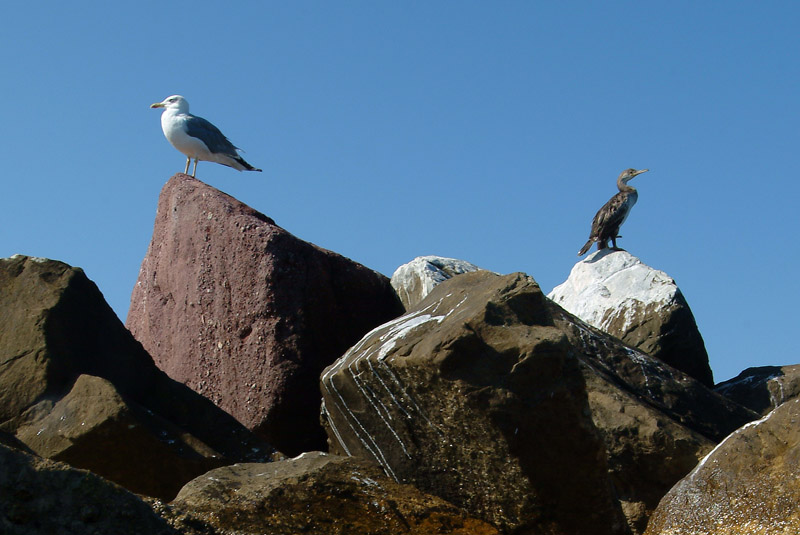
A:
[578, 168, 649, 256]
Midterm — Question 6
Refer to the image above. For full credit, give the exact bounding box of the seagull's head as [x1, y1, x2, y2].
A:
[150, 95, 188, 112]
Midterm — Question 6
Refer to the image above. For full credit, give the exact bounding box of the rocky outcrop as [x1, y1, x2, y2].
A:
[715, 365, 800, 415]
[645, 398, 800, 534]
[390, 255, 483, 309]
[0, 443, 176, 535]
[548, 249, 714, 387]
[126, 174, 404, 455]
[157, 452, 498, 535]
[0, 255, 271, 500]
[321, 271, 756, 534]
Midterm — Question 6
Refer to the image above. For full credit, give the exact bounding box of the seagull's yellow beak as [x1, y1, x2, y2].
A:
[150, 102, 165, 108]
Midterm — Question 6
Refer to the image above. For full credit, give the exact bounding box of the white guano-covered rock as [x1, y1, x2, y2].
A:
[548, 249, 713, 386]
[390, 256, 483, 310]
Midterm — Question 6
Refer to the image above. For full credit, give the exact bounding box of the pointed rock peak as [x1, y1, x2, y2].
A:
[390, 255, 485, 310]
[128, 174, 404, 455]
[549, 249, 714, 387]
[550, 250, 677, 327]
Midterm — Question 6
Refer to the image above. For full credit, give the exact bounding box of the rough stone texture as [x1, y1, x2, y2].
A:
[321, 271, 756, 534]
[126, 174, 404, 455]
[0, 255, 271, 500]
[0, 443, 176, 535]
[715, 365, 800, 415]
[390, 255, 483, 310]
[548, 249, 714, 387]
[645, 398, 800, 535]
[156, 452, 497, 535]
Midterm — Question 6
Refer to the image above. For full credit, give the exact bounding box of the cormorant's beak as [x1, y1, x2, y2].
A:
[150, 102, 165, 109]
[634, 169, 649, 176]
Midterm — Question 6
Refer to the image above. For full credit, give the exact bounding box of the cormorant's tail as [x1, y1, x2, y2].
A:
[578, 239, 594, 257]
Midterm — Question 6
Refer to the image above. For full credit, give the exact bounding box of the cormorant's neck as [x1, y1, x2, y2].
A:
[617, 179, 637, 193]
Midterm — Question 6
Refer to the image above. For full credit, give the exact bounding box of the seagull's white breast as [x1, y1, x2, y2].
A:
[160, 110, 213, 160]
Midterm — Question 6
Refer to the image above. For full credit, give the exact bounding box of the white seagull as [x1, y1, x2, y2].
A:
[150, 95, 262, 177]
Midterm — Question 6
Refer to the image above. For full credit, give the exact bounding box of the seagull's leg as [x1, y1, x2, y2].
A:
[184, 157, 191, 174]
[192, 159, 199, 178]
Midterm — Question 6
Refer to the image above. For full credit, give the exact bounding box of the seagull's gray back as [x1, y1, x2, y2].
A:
[184, 114, 239, 156]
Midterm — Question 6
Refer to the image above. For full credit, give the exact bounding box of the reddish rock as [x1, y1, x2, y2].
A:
[126, 174, 404, 455]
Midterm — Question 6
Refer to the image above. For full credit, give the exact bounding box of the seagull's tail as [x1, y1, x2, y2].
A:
[578, 238, 594, 257]
[234, 155, 262, 173]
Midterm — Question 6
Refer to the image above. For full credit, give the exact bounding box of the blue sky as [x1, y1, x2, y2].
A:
[2, 3, 798, 383]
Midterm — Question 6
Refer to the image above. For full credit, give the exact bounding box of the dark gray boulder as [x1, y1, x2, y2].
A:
[159, 452, 498, 535]
[0, 255, 271, 500]
[321, 271, 756, 534]
[715, 364, 800, 415]
[0, 443, 176, 535]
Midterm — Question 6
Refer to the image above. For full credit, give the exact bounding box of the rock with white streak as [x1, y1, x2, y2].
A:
[644, 398, 800, 534]
[548, 249, 713, 386]
[321, 270, 755, 534]
[715, 365, 800, 415]
[390, 256, 483, 310]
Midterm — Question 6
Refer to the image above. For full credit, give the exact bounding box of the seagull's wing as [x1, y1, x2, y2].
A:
[184, 115, 240, 157]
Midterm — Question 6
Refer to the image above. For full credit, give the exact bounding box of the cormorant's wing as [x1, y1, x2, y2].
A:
[590, 192, 630, 239]
[184, 115, 240, 157]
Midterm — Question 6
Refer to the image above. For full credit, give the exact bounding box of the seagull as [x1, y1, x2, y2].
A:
[150, 95, 262, 177]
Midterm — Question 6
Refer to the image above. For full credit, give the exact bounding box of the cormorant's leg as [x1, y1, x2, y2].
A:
[184, 157, 191, 174]
[192, 159, 199, 178]
[611, 237, 618, 249]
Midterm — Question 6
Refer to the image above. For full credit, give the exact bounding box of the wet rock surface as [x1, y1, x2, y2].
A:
[126, 174, 404, 455]
[645, 398, 800, 534]
[158, 452, 498, 535]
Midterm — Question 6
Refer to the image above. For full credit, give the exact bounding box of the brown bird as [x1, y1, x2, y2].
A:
[578, 168, 649, 256]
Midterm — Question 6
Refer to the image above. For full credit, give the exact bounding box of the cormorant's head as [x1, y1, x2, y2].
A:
[618, 168, 649, 184]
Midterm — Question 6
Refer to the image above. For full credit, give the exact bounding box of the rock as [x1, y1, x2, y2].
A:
[321, 271, 756, 533]
[0, 443, 176, 535]
[548, 249, 714, 387]
[0, 255, 271, 500]
[645, 398, 800, 534]
[715, 365, 800, 415]
[14, 374, 232, 500]
[159, 452, 498, 535]
[390, 255, 483, 309]
[126, 174, 404, 455]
